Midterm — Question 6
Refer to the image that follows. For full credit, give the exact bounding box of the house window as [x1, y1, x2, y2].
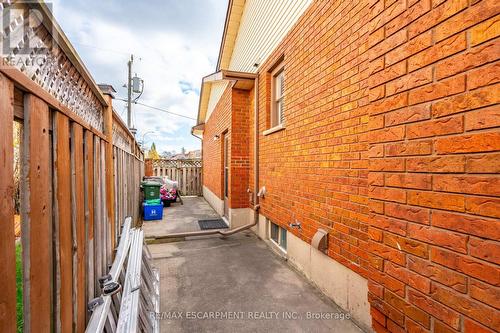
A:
[270, 221, 287, 251]
[271, 63, 285, 128]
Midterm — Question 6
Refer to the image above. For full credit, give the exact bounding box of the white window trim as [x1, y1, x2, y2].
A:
[262, 123, 285, 136]
[270, 62, 285, 129]
[269, 220, 287, 253]
[270, 238, 288, 256]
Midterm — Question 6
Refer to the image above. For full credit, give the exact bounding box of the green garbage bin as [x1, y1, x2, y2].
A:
[145, 198, 162, 205]
[142, 182, 161, 200]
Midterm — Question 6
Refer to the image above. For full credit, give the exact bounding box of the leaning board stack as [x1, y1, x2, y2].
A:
[141, 182, 163, 221]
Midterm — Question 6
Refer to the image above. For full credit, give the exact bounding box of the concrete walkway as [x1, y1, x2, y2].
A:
[143, 196, 219, 238]
[145, 197, 364, 332]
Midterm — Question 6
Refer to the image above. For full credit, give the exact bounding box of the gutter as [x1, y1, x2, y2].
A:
[161, 76, 260, 239]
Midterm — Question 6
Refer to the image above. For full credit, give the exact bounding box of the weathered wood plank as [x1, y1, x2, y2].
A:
[71, 123, 86, 332]
[94, 137, 102, 293]
[113, 148, 118, 245]
[120, 150, 123, 223]
[116, 150, 121, 229]
[22, 94, 52, 333]
[53, 112, 73, 333]
[101, 140, 111, 267]
[103, 94, 116, 251]
[0, 73, 17, 333]
[84, 130, 95, 305]
[14, 87, 24, 119]
[185, 167, 188, 194]
[124, 154, 129, 217]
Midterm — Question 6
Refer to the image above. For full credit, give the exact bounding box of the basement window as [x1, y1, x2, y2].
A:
[270, 221, 287, 251]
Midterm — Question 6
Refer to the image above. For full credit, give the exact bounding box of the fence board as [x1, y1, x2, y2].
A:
[84, 130, 95, 304]
[54, 112, 73, 332]
[121, 151, 125, 222]
[14, 87, 24, 119]
[22, 94, 52, 332]
[71, 123, 86, 332]
[113, 148, 118, 240]
[101, 140, 110, 268]
[94, 137, 102, 293]
[116, 150, 122, 229]
[0, 74, 16, 333]
[104, 96, 116, 251]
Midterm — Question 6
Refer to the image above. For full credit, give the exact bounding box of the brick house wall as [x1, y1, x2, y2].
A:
[366, 0, 500, 332]
[230, 88, 251, 208]
[245, 0, 499, 332]
[203, 85, 252, 209]
[201, 0, 499, 331]
[254, 0, 373, 277]
[203, 84, 232, 199]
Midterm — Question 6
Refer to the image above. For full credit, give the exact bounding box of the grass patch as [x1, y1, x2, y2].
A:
[16, 241, 23, 333]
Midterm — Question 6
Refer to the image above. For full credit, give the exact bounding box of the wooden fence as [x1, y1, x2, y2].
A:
[147, 158, 202, 196]
[0, 3, 143, 332]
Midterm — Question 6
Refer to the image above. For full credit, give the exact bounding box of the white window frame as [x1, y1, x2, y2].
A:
[270, 62, 285, 129]
[269, 220, 287, 252]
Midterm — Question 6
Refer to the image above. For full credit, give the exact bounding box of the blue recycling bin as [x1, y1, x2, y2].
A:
[143, 202, 163, 221]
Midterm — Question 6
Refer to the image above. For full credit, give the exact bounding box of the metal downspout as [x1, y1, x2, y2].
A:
[253, 76, 260, 221]
[160, 77, 260, 239]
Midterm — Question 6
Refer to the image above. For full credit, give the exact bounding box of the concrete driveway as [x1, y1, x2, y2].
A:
[148, 230, 364, 332]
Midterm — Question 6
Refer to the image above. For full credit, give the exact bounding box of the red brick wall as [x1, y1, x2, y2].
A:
[230, 88, 251, 208]
[203, 85, 252, 209]
[255, 0, 373, 275]
[367, 0, 500, 332]
[203, 0, 500, 331]
[203, 84, 232, 199]
[244, 0, 500, 331]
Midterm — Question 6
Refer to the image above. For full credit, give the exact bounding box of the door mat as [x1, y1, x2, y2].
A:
[198, 218, 228, 230]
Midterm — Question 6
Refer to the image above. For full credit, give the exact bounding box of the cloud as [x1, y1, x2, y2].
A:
[51, 0, 227, 153]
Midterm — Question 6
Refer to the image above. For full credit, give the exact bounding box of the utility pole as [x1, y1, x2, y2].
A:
[127, 54, 133, 131]
[124, 54, 143, 135]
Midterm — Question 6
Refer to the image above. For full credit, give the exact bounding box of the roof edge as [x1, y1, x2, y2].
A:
[196, 69, 256, 126]
[216, 0, 245, 71]
[216, 0, 233, 71]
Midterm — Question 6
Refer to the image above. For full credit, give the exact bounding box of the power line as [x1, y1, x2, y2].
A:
[114, 98, 197, 121]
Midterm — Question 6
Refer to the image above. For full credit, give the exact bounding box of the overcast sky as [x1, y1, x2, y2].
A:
[51, 0, 227, 154]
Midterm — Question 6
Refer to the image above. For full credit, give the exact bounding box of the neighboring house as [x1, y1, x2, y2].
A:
[187, 149, 201, 159]
[161, 150, 175, 158]
[194, 0, 500, 332]
[168, 149, 201, 160]
[171, 153, 187, 160]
